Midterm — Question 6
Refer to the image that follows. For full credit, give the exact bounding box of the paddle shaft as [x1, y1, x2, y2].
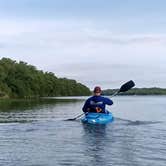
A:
[110, 91, 119, 97]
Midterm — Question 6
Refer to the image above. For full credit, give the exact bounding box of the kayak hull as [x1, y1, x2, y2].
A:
[81, 112, 114, 124]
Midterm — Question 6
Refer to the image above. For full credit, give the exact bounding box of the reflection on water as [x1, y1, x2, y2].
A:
[82, 124, 108, 166]
[0, 98, 82, 123]
[0, 96, 166, 166]
[0, 98, 81, 112]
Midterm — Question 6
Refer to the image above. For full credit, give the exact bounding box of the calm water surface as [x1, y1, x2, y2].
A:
[0, 96, 166, 166]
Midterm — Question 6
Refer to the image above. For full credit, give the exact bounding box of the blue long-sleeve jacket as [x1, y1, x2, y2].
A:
[82, 95, 113, 113]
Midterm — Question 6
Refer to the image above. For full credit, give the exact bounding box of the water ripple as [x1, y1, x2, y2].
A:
[0, 97, 166, 166]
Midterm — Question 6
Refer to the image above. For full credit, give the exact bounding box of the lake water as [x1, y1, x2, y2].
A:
[0, 96, 166, 166]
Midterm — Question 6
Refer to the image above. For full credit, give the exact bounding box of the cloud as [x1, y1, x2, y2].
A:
[1, 19, 166, 88]
[47, 62, 166, 89]
[0, 0, 166, 89]
[1, 19, 166, 53]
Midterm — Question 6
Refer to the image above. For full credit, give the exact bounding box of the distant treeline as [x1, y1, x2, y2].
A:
[102, 88, 166, 96]
[0, 58, 91, 98]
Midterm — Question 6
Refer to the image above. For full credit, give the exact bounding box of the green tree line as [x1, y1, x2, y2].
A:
[0, 58, 91, 98]
[102, 87, 166, 96]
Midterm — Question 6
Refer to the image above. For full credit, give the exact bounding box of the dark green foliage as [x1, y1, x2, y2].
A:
[102, 87, 166, 96]
[0, 58, 91, 98]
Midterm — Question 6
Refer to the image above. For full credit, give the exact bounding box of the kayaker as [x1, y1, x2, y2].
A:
[82, 86, 113, 114]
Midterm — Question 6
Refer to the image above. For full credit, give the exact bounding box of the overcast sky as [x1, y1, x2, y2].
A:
[0, 0, 166, 89]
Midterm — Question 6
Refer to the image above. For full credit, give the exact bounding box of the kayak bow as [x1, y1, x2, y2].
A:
[81, 112, 114, 124]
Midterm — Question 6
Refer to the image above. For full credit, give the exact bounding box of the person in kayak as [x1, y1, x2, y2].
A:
[82, 86, 113, 114]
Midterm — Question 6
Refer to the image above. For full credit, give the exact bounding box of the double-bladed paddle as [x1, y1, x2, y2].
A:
[66, 80, 135, 121]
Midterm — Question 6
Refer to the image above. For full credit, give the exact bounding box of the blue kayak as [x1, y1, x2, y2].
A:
[81, 112, 114, 124]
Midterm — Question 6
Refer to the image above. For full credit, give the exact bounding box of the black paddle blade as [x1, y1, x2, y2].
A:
[119, 80, 135, 93]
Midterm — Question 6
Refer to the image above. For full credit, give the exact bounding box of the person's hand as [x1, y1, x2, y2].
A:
[96, 107, 102, 113]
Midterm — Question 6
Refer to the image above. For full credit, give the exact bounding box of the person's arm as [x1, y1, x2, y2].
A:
[82, 99, 89, 113]
[104, 97, 113, 105]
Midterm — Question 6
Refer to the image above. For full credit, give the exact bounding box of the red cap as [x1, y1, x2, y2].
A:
[93, 86, 102, 93]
